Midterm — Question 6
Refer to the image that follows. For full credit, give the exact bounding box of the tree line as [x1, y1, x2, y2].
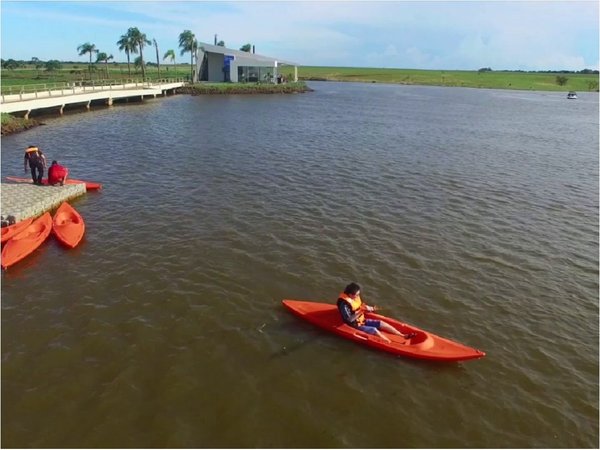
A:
[478, 67, 599, 74]
[477, 67, 599, 89]
[2, 28, 257, 81]
[1, 57, 63, 72]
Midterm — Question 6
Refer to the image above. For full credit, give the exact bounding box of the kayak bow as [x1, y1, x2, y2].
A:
[52, 202, 85, 248]
[1, 212, 52, 269]
[1, 217, 34, 244]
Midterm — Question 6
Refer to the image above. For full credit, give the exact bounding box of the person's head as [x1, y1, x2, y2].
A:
[51, 160, 58, 165]
[344, 282, 361, 297]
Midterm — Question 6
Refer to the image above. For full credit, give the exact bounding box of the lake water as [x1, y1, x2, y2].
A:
[1, 81, 598, 448]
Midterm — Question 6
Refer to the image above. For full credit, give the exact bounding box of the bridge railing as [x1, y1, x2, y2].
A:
[1, 78, 187, 103]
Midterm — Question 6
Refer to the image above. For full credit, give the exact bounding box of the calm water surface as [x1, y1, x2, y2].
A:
[1, 82, 598, 448]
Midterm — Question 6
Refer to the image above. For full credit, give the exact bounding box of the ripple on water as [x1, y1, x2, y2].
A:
[1, 84, 598, 448]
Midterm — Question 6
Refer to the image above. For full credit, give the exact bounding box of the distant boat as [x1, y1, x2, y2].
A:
[567, 91, 578, 99]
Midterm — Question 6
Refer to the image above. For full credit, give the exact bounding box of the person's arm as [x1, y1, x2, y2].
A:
[337, 300, 358, 325]
[364, 304, 376, 313]
[41, 152, 47, 168]
[338, 300, 368, 324]
[24, 153, 28, 172]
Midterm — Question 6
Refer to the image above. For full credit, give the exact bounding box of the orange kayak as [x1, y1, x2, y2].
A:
[282, 300, 486, 362]
[1, 212, 52, 269]
[5, 176, 102, 190]
[52, 202, 85, 248]
[1, 217, 34, 244]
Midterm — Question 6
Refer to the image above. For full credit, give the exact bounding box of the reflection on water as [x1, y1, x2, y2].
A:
[1, 82, 598, 447]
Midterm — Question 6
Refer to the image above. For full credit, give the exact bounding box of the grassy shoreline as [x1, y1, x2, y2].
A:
[2, 63, 598, 92]
[1, 113, 40, 136]
[0, 83, 312, 135]
[298, 66, 599, 92]
[1, 64, 596, 135]
[178, 81, 312, 95]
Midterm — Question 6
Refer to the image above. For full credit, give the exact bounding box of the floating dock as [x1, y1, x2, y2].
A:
[1, 182, 87, 223]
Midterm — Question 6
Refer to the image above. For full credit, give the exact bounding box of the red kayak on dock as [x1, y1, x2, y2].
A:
[5, 176, 102, 191]
[1, 217, 34, 244]
[1, 212, 52, 269]
[52, 202, 85, 248]
[282, 300, 485, 362]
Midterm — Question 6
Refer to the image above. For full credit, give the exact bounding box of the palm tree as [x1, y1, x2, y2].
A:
[163, 49, 176, 73]
[117, 32, 135, 77]
[153, 38, 160, 78]
[128, 27, 151, 79]
[77, 42, 98, 79]
[134, 56, 143, 73]
[30, 57, 42, 77]
[126, 28, 140, 75]
[96, 52, 114, 78]
[179, 30, 197, 82]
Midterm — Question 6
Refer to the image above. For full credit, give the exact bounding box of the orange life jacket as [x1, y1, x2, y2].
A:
[338, 292, 365, 326]
[25, 147, 43, 165]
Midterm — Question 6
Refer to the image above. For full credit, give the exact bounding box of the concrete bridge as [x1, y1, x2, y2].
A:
[1, 79, 186, 118]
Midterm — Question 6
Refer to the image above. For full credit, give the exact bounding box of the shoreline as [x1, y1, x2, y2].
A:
[1, 115, 41, 136]
[178, 81, 313, 95]
[1, 82, 313, 136]
[1, 77, 593, 136]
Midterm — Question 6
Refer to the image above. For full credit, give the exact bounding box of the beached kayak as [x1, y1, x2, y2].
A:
[52, 202, 85, 248]
[282, 300, 485, 362]
[1, 212, 52, 269]
[5, 176, 102, 191]
[1, 217, 34, 244]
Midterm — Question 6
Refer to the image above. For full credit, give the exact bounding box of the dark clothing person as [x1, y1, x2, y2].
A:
[24, 146, 46, 185]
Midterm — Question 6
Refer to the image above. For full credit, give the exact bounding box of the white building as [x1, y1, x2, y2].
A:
[195, 43, 298, 83]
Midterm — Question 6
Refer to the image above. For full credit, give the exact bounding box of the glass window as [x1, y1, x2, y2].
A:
[237, 66, 274, 83]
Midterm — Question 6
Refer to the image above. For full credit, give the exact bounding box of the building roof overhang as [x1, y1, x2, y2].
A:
[198, 42, 298, 66]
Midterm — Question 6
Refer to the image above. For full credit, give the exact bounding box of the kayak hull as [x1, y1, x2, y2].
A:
[1, 212, 52, 269]
[1, 217, 34, 244]
[52, 202, 85, 248]
[5, 176, 102, 191]
[282, 300, 485, 362]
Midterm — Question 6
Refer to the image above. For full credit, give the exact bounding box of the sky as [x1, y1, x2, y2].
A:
[1, 0, 598, 71]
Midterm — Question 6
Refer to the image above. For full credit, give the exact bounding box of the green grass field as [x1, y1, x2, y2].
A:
[297, 66, 599, 92]
[1, 63, 191, 90]
[2, 63, 598, 92]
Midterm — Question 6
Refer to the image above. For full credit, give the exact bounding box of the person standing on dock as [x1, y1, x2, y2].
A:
[48, 160, 69, 186]
[23, 146, 46, 185]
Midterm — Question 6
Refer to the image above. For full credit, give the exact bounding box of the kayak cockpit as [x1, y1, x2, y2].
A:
[407, 332, 434, 350]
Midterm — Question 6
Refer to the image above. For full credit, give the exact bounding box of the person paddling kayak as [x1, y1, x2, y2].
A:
[337, 282, 413, 343]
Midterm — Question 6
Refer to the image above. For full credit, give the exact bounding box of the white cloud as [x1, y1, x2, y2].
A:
[1, 1, 598, 70]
